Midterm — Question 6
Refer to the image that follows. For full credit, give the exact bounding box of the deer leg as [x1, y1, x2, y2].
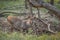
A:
[10, 27, 14, 32]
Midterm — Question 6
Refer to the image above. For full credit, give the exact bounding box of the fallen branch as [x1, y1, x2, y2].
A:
[29, 0, 60, 19]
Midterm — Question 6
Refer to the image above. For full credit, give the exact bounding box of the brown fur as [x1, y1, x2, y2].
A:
[7, 16, 33, 33]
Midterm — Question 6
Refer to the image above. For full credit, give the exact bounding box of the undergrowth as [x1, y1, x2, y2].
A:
[0, 31, 60, 40]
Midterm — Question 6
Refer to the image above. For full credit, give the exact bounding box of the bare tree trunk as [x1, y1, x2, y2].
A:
[25, 0, 41, 17]
[28, 4, 33, 16]
[50, 0, 54, 5]
[48, 0, 54, 16]
[37, 8, 41, 18]
[25, 0, 33, 16]
[25, 0, 28, 9]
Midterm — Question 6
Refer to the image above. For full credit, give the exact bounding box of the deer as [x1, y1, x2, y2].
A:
[7, 16, 33, 34]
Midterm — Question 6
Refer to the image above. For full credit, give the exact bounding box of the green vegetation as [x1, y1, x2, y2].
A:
[0, 32, 60, 40]
[0, 0, 24, 10]
[0, 0, 60, 10]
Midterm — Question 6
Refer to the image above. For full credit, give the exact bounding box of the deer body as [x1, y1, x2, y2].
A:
[7, 16, 32, 33]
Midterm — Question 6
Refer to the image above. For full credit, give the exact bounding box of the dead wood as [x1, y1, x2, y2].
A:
[29, 0, 60, 19]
